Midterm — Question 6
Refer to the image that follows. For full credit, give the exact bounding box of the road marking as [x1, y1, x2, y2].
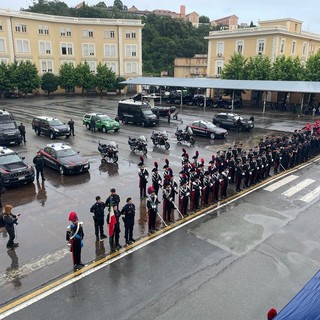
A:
[300, 185, 320, 203]
[281, 179, 315, 197]
[263, 175, 299, 192]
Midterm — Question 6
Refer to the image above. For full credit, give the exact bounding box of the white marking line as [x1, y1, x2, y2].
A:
[300, 185, 320, 203]
[2, 157, 320, 319]
[263, 175, 299, 192]
[282, 179, 315, 197]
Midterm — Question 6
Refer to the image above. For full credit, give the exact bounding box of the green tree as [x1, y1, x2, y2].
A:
[114, 76, 126, 94]
[113, 0, 124, 10]
[245, 55, 271, 80]
[24, 0, 71, 16]
[0, 63, 12, 97]
[199, 16, 210, 24]
[304, 51, 320, 81]
[75, 62, 96, 93]
[59, 63, 76, 93]
[270, 56, 304, 81]
[41, 72, 59, 95]
[95, 63, 116, 95]
[15, 60, 41, 95]
[221, 53, 247, 80]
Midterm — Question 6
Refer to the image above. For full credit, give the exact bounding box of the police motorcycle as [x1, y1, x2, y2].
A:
[150, 130, 170, 150]
[128, 135, 148, 155]
[175, 126, 195, 146]
[98, 140, 119, 163]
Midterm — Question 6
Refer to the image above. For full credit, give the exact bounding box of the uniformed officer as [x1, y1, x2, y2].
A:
[138, 157, 149, 198]
[120, 197, 136, 245]
[33, 151, 46, 181]
[90, 196, 107, 241]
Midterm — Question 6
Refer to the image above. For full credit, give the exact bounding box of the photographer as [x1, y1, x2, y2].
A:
[3, 205, 20, 249]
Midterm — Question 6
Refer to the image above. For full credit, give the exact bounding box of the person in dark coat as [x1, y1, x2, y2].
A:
[66, 211, 84, 271]
[33, 151, 46, 181]
[105, 188, 120, 211]
[18, 123, 26, 143]
[90, 116, 96, 133]
[68, 119, 75, 136]
[90, 196, 107, 241]
[120, 197, 136, 245]
[3, 205, 20, 249]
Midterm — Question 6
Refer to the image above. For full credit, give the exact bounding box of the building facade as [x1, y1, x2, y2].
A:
[0, 9, 144, 78]
[210, 15, 238, 30]
[174, 54, 207, 78]
[206, 18, 320, 79]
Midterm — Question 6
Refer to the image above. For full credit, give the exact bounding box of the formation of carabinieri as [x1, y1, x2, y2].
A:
[137, 123, 320, 233]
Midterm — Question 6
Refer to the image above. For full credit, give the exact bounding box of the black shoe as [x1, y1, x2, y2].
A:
[96, 236, 99, 241]
[42, 178, 46, 181]
[12, 243, 19, 248]
[116, 244, 122, 249]
[129, 238, 136, 242]
[79, 262, 85, 266]
[100, 234, 107, 239]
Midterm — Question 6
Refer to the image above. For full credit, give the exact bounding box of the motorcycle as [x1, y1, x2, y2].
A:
[175, 127, 195, 146]
[150, 131, 170, 150]
[128, 135, 148, 155]
[98, 140, 119, 163]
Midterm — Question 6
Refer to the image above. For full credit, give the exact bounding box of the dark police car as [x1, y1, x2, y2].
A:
[186, 120, 228, 139]
[0, 146, 34, 187]
[32, 116, 70, 139]
[0, 110, 23, 145]
[40, 143, 90, 175]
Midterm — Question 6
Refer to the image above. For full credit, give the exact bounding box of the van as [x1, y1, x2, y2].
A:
[0, 110, 23, 145]
[117, 99, 159, 127]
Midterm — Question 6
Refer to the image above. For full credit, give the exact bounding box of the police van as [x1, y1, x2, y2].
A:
[117, 99, 159, 127]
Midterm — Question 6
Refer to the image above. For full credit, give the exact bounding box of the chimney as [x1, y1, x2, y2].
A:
[180, 5, 185, 16]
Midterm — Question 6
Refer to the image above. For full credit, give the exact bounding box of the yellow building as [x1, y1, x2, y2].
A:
[0, 9, 144, 78]
[206, 18, 320, 78]
[174, 54, 207, 78]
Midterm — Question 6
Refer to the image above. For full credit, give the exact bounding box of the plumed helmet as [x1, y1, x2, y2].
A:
[138, 156, 144, 167]
[147, 186, 155, 194]
[68, 211, 79, 222]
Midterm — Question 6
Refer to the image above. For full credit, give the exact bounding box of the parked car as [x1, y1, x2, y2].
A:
[82, 113, 120, 133]
[40, 143, 90, 175]
[0, 110, 22, 145]
[212, 112, 254, 131]
[32, 116, 71, 139]
[186, 120, 228, 139]
[0, 146, 34, 187]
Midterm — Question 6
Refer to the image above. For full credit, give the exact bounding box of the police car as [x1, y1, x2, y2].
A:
[0, 146, 34, 187]
[40, 143, 90, 175]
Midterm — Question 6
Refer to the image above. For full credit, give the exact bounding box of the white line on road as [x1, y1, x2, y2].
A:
[281, 179, 315, 197]
[263, 175, 299, 192]
[300, 185, 320, 203]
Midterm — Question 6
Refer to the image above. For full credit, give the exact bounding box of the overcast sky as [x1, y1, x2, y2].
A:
[1, 0, 319, 33]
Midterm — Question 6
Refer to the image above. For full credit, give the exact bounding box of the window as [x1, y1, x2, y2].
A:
[104, 44, 116, 57]
[61, 42, 73, 55]
[216, 61, 223, 76]
[60, 61, 75, 67]
[125, 62, 138, 74]
[217, 42, 224, 55]
[0, 58, 8, 64]
[39, 41, 52, 55]
[88, 61, 96, 73]
[280, 39, 285, 54]
[66, 28, 71, 36]
[302, 42, 307, 56]
[291, 41, 296, 54]
[82, 30, 94, 38]
[41, 60, 53, 73]
[15, 24, 27, 33]
[125, 45, 137, 57]
[257, 39, 265, 53]
[0, 38, 5, 52]
[0, 22, 2, 31]
[38, 25, 49, 35]
[105, 61, 116, 73]
[60, 28, 65, 36]
[104, 30, 115, 39]
[82, 44, 95, 56]
[125, 30, 136, 39]
[236, 40, 243, 54]
[16, 39, 29, 53]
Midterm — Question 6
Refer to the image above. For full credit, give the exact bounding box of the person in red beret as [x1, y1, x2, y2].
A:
[267, 308, 278, 320]
[66, 211, 84, 271]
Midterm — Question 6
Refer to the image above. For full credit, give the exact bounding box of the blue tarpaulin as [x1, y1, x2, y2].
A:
[275, 270, 320, 320]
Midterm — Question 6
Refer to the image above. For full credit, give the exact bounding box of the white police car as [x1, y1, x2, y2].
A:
[40, 143, 90, 175]
[0, 146, 34, 186]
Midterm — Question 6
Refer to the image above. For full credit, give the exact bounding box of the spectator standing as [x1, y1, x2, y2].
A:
[18, 123, 26, 143]
[66, 211, 84, 271]
[33, 151, 46, 181]
[90, 196, 107, 241]
[3, 205, 20, 249]
[90, 116, 96, 133]
[68, 119, 75, 136]
[105, 188, 120, 211]
[167, 110, 171, 124]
